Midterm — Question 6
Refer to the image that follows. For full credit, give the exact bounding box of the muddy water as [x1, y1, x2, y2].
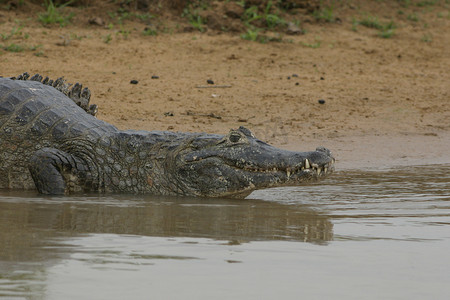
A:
[0, 165, 449, 300]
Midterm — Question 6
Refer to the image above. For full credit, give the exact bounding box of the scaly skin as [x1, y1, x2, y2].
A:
[0, 75, 334, 198]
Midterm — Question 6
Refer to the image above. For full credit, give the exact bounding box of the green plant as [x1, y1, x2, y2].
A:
[301, 40, 321, 48]
[240, 28, 277, 43]
[378, 21, 395, 38]
[359, 15, 384, 30]
[103, 33, 112, 44]
[135, 13, 153, 22]
[107, 11, 116, 19]
[143, 27, 157, 36]
[407, 12, 419, 21]
[421, 33, 432, 42]
[29, 44, 43, 52]
[398, 0, 411, 7]
[189, 14, 206, 32]
[34, 51, 45, 57]
[355, 15, 396, 38]
[242, 1, 286, 30]
[38, 0, 75, 27]
[241, 28, 261, 42]
[182, 2, 208, 32]
[111, 7, 134, 24]
[70, 33, 84, 40]
[312, 4, 335, 22]
[301, 37, 322, 48]
[1, 42, 42, 53]
[239, 1, 289, 44]
[117, 25, 130, 39]
[416, 0, 438, 7]
[0, 26, 24, 41]
[262, 1, 285, 28]
[351, 18, 358, 31]
[378, 28, 395, 38]
[2, 43, 24, 52]
[243, 5, 260, 28]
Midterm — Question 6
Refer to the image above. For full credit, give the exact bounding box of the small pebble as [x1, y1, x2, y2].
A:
[151, 75, 159, 79]
[130, 80, 138, 84]
[295, 82, 299, 86]
[318, 99, 326, 104]
[320, 77, 325, 80]
[287, 76, 291, 80]
[292, 74, 299, 77]
[207, 79, 214, 84]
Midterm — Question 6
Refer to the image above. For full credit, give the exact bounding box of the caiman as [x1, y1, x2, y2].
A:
[0, 73, 334, 198]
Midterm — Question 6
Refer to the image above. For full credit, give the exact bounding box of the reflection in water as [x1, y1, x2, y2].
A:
[0, 193, 331, 299]
[0, 165, 449, 299]
[0, 194, 332, 261]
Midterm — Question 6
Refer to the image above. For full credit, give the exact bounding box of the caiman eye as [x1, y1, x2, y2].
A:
[229, 133, 241, 143]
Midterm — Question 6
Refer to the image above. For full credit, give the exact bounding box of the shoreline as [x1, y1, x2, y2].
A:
[284, 131, 450, 171]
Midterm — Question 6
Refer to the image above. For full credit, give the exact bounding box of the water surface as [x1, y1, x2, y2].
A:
[1, 165, 449, 299]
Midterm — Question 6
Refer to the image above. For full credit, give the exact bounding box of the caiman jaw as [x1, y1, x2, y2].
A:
[238, 157, 334, 176]
[236, 156, 335, 184]
[284, 157, 335, 179]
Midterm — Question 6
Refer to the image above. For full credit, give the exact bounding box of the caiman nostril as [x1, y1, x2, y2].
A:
[316, 147, 331, 155]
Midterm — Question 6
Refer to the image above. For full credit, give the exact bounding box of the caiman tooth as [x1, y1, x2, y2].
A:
[324, 167, 328, 173]
[317, 167, 322, 175]
[311, 163, 319, 169]
[304, 159, 310, 169]
[286, 167, 291, 178]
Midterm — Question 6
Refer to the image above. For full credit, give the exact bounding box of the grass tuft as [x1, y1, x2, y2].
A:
[354, 15, 396, 38]
[38, 0, 75, 27]
[312, 4, 335, 22]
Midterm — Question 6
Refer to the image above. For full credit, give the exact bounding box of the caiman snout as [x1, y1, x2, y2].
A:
[316, 146, 332, 156]
[282, 146, 334, 180]
[310, 146, 335, 166]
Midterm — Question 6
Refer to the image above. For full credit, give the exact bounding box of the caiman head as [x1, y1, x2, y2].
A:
[173, 127, 334, 198]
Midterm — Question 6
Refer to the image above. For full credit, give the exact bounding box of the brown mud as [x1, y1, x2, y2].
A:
[1, 0, 449, 170]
